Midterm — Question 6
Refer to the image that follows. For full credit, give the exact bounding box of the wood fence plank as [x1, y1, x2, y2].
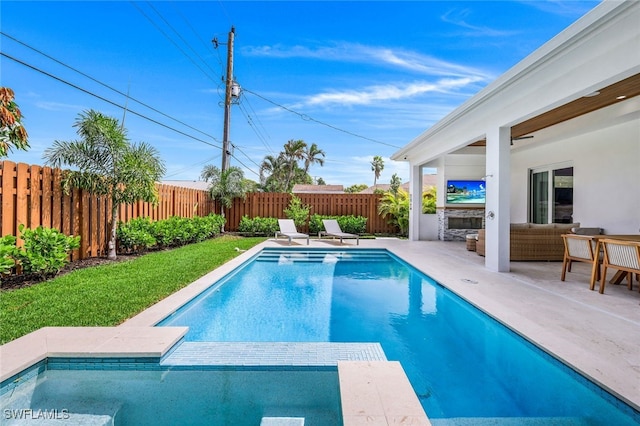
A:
[29, 165, 42, 229]
[1, 160, 16, 237]
[41, 166, 52, 228]
[15, 163, 29, 232]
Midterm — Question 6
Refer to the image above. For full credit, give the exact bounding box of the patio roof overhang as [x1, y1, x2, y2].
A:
[392, 0, 640, 164]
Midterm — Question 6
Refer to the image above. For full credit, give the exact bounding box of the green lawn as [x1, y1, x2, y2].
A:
[0, 235, 265, 344]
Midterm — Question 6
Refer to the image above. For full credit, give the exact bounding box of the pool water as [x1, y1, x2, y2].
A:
[159, 248, 639, 424]
[1, 362, 341, 426]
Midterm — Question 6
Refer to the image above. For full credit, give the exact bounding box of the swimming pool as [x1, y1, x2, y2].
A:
[1, 359, 341, 425]
[159, 248, 639, 424]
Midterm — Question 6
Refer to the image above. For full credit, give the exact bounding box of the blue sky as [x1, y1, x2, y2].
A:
[1, 1, 599, 187]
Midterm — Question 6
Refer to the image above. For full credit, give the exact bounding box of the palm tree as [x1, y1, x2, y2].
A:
[282, 139, 306, 191]
[371, 155, 384, 186]
[259, 154, 287, 192]
[303, 142, 325, 174]
[0, 87, 29, 157]
[200, 165, 247, 230]
[378, 188, 410, 236]
[390, 173, 402, 195]
[44, 110, 166, 259]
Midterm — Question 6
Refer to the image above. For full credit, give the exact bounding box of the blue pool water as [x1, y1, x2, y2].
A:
[1, 361, 341, 425]
[159, 248, 639, 424]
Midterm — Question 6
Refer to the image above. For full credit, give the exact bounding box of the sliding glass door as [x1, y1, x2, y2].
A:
[529, 165, 573, 224]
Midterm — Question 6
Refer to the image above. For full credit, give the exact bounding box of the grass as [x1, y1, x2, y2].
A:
[0, 235, 266, 344]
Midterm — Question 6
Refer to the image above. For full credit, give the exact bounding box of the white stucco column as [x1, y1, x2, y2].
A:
[408, 163, 422, 241]
[485, 126, 511, 272]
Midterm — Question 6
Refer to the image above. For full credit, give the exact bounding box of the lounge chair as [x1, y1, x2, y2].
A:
[319, 219, 359, 245]
[275, 219, 309, 245]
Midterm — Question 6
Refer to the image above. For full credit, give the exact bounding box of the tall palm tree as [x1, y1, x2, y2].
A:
[259, 154, 287, 192]
[282, 139, 306, 191]
[371, 155, 385, 186]
[44, 110, 165, 259]
[303, 142, 325, 174]
[200, 165, 247, 230]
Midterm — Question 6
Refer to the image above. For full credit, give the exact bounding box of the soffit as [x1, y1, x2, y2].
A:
[468, 73, 640, 147]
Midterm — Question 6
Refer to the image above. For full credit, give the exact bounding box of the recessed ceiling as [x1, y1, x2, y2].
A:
[468, 73, 640, 147]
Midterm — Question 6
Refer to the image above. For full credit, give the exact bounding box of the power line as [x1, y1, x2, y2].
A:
[1, 52, 222, 149]
[145, 1, 220, 79]
[242, 88, 402, 149]
[0, 31, 221, 143]
[129, 1, 218, 84]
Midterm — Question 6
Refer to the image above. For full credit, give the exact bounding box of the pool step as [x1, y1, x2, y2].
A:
[430, 417, 589, 425]
[256, 250, 390, 263]
[260, 417, 305, 426]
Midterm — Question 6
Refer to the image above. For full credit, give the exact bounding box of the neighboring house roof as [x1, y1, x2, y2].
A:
[292, 184, 345, 194]
[160, 180, 209, 191]
[360, 175, 437, 193]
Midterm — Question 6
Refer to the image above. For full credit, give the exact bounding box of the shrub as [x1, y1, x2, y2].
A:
[284, 196, 310, 228]
[15, 224, 80, 278]
[117, 217, 156, 253]
[309, 215, 367, 235]
[0, 235, 17, 275]
[118, 214, 226, 251]
[238, 216, 279, 235]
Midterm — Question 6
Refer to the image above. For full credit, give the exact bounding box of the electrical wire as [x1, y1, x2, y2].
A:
[129, 1, 218, 84]
[145, 1, 219, 79]
[0, 31, 221, 143]
[242, 88, 402, 149]
[1, 52, 222, 149]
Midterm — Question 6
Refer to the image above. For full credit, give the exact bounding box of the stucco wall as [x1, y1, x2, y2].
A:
[510, 117, 640, 234]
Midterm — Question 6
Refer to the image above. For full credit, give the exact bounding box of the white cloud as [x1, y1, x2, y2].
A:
[441, 9, 522, 37]
[302, 77, 484, 108]
[243, 42, 492, 79]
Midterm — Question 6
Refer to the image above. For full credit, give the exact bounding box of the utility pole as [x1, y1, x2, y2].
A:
[221, 26, 235, 172]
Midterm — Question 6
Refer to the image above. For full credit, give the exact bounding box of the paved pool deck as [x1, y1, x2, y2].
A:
[1, 237, 639, 425]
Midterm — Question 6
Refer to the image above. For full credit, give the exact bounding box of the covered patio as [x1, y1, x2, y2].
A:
[392, 0, 640, 272]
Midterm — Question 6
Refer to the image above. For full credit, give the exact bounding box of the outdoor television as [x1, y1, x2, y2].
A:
[446, 180, 486, 204]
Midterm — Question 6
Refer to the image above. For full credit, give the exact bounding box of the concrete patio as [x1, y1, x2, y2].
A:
[1, 237, 638, 424]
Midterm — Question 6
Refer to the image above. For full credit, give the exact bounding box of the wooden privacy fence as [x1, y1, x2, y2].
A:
[1, 160, 396, 260]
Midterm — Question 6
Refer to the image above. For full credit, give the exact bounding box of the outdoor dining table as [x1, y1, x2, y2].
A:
[588, 234, 640, 291]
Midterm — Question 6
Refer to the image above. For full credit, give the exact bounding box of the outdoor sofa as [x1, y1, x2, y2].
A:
[476, 222, 580, 261]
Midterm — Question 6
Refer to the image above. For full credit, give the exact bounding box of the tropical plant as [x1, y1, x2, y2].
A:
[0, 87, 29, 157]
[303, 142, 325, 174]
[238, 216, 279, 235]
[15, 224, 80, 279]
[43, 109, 166, 259]
[344, 183, 368, 193]
[284, 195, 310, 228]
[371, 155, 384, 186]
[378, 188, 410, 236]
[390, 173, 402, 195]
[0, 235, 18, 275]
[282, 139, 307, 191]
[423, 186, 437, 214]
[200, 165, 247, 230]
[260, 154, 287, 192]
[259, 140, 325, 192]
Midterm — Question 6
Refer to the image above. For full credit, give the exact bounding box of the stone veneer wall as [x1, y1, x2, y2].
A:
[437, 208, 485, 241]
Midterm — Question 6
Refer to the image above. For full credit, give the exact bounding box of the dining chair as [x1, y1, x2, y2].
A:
[598, 239, 640, 294]
[561, 234, 600, 287]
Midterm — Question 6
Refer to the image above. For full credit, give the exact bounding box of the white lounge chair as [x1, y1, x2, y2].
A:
[275, 219, 309, 245]
[319, 219, 359, 245]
